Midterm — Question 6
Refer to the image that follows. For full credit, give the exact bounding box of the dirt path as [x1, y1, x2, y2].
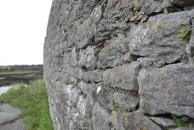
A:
[0, 104, 25, 130]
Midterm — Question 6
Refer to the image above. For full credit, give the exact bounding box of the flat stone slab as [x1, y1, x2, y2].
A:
[138, 64, 194, 118]
[0, 112, 21, 125]
[0, 119, 25, 130]
[0, 104, 25, 130]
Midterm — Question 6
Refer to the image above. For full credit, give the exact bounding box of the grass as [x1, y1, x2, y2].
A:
[0, 80, 53, 130]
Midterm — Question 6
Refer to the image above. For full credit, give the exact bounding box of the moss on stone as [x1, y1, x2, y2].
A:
[179, 27, 192, 42]
[131, 0, 142, 11]
[111, 101, 119, 129]
[172, 115, 192, 128]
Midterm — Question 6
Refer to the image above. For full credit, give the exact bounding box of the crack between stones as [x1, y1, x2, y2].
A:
[148, 117, 170, 130]
[144, 113, 194, 127]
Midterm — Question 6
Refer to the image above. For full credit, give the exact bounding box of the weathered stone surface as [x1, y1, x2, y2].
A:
[138, 64, 194, 118]
[97, 36, 131, 69]
[103, 62, 140, 91]
[171, 128, 194, 130]
[82, 70, 103, 83]
[95, 86, 114, 111]
[44, 0, 194, 130]
[79, 46, 97, 70]
[79, 81, 94, 95]
[170, 0, 194, 7]
[186, 17, 194, 63]
[150, 117, 176, 127]
[0, 119, 25, 130]
[122, 111, 162, 130]
[0, 112, 20, 125]
[95, 86, 139, 111]
[91, 102, 111, 130]
[128, 10, 194, 64]
[113, 92, 139, 112]
[0, 104, 25, 130]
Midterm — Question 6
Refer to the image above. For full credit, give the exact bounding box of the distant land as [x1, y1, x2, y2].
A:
[0, 64, 43, 87]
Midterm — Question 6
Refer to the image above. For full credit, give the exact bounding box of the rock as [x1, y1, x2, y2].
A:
[82, 69, 103, 83]
[171, 128, 194, 130]
[113, 92, 139, 112]
[97, 36, 132, 69]
[163, 0, 173, 8]
[79, 46, 97, 70]
[103, 62, 140, 91]
[0, 113, 20, 125]
[95, 87, 139, 111]
[186, 17, 194, 63]
[127, 10, 194, 64]
[122, 111, 162, 130]
[170, 0, 194, 7]
[0, 104, 21, 125]
[44, 0, 194, 129]
[0, 104, 21, 114]
[0, 119, 25, 130]
[96, 86, 114, 111]
[0, 104, 25, 130]
[150, 117, 176, 127]
[91, 102, 112, 130]
[138, 64, 194, 118]
[140, 0, 164, 15]
[79, 81, 94, 95]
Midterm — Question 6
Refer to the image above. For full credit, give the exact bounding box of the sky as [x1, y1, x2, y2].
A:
[0, 0, 52, 65]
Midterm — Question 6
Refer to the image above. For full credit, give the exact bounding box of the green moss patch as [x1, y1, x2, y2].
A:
[172, 115, 192, 128]
[179, 27, 192, 42]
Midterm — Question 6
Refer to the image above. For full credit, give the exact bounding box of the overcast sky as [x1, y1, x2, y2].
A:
[0, 0, 52, 65]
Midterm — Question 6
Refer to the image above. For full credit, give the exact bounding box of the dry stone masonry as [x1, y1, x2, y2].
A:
[44, 0, 194, 130]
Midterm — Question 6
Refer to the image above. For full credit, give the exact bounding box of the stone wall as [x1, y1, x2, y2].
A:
[44, 0, 194, 130]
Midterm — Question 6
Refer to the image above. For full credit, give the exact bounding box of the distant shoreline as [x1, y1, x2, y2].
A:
[0, 65, 43, 87]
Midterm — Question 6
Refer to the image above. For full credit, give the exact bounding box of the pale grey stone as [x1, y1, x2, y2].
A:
[103, 62, 140, 91]
[121, 111, 162, 130]
[170, 0, 194, 7]
[150, 117, 176, 127]
[127, 10, 193, 64]
[113, 93, 139, 112]
[171, 128, 194, 130]
[0, 119, 25, 130]
[138, 64, 194, 118]
[0, 104, 25, 130]
[44, 0, 194, 129]
[82, 70, 103, 83]
[79, 46, 97, 70]
[92, 103, 112, 130]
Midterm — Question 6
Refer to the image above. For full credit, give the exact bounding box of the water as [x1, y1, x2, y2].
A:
[0, 86, 13, 95]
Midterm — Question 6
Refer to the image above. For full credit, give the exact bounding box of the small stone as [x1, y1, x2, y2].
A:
[170, 0, 194, 7]
[103, 62, 140, 91]
[150, 117, 176, 127]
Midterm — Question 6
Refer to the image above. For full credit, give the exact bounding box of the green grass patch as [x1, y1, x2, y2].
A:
[0, 80, 53, 130]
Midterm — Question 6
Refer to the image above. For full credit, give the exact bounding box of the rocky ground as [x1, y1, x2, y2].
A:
[0, 104, 25, 130]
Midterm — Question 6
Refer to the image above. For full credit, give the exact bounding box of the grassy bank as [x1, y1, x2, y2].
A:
[0, 80, 53, 130]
